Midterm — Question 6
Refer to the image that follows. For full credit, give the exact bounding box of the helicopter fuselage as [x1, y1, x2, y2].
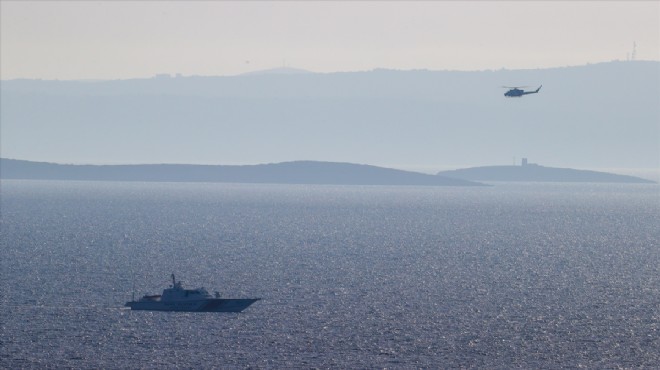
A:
[504, 85, 542, 97]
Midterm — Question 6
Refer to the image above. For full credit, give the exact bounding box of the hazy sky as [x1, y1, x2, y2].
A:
[2, 1, 658, 80]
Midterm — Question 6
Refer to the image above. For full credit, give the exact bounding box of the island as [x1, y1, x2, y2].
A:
[1, 158, 484, 187]
[437, 159, 655, 184]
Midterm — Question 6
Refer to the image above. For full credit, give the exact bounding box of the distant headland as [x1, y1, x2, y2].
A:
[2, 158, 653, 185]
[0, 158, 483, 187]
[437, 159, 655, 184]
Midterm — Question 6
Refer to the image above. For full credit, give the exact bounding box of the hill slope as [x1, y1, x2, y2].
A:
[438, 164, 655, 183]
[0, 158, 484, 186]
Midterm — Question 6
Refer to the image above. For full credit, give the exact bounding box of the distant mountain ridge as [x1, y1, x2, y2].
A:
[0, 158, 483, 186]
[239, 67, 314, 76]
[2, 61, 658, 169]
[438, 163, 655, 183]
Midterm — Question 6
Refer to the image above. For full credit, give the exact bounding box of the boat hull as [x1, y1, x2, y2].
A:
[125, 298, 259, 312]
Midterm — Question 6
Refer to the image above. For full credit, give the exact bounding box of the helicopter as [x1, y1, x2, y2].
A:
[503, 85, 542, 97]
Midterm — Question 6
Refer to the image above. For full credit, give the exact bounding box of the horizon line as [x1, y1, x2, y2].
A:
[3, 60, 658, 82]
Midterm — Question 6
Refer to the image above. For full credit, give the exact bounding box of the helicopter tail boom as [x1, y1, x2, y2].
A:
[522, 85, 542, 95]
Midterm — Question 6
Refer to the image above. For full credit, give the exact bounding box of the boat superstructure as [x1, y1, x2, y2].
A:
[125, 274, 259, 312]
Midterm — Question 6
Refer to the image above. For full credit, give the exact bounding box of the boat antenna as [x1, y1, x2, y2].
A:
[171, 273, 176, 287]
[129, 265, 136, 302]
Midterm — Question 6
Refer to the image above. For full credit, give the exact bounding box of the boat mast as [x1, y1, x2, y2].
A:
[171, 273, 176, 287]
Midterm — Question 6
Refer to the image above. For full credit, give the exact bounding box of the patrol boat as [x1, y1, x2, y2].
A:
[125, 274, 259, 312]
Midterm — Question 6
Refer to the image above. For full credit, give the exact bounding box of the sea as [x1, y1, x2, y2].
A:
[1, 180, 659, 369]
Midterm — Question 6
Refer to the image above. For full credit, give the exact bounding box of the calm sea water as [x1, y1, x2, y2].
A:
[1, 180, 659, 368]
